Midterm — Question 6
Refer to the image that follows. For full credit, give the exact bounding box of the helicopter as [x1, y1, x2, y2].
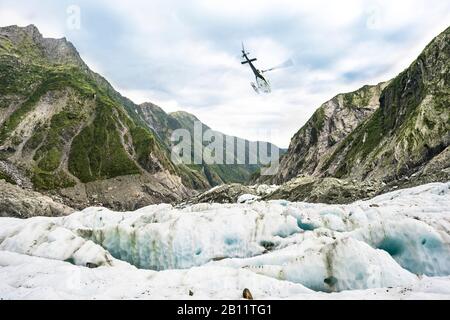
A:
[241, 43, 276, 94]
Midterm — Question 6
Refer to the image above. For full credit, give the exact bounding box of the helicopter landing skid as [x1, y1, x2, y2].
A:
[251, 82, 260, 94]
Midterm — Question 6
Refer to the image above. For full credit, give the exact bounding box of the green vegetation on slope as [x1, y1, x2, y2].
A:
[31, 168, 76, 190]
[68, 100, 141, 183]
[309, 107, 326, 145]
[322, 27, 449, 180]
[0, 170, 16, 185]
[342, 85, 373, 110]
[1, 33, 180, 190]
[0, 56, 96, 144]
[130, 126, 157, 172]
[34, 110, 86, 171]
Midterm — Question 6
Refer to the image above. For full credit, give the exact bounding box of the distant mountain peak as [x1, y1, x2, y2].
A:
[0, 24, 84, 67]
[169, 110, 200, 122]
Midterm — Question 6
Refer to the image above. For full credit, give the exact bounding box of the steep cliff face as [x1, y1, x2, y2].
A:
[0, 25, 196, 210]
[273, 26, 449, 186]
[273, 82, 388, 183]
[322, 26, 449, 182]
[136, 103, 281, 186]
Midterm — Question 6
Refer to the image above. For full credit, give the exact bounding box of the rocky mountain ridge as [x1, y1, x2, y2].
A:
[137, 102, 281, 186]
[262, 26, 449, 194]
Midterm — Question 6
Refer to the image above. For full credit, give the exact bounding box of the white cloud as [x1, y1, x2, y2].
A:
[0, 3, 65, 38]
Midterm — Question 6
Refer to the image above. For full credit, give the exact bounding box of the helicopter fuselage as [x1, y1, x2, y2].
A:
[240, 44, 271, 94]
[241, 52, 268, 83]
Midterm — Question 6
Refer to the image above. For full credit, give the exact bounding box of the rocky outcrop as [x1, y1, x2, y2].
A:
[182, 183, 279, 205]
[263, 176, 384, 204]
[264, 147, 449, 205]
[0, 24, 86, 67]
[386, 145, 450, 190]
[184, 183, 254, 204]
[272, 82, 388, 183]
[243, 288, 253, 300]
[0, 179, 73, 218]
[55, 172, 194, 211]
[0, 160, 32, 188]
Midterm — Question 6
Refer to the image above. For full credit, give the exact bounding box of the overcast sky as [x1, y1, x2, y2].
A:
[1, 0, 449, 147]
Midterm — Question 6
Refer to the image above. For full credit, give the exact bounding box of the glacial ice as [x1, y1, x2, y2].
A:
[0, 218, 116, 267]
[237, 193, 260, 203]
[0, 182, 450, 299]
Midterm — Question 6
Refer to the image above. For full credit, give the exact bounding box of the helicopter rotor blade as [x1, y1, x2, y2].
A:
[241, 42, 251, 56]
[261, 67, 275, 73]
[261, 58, 295, 73]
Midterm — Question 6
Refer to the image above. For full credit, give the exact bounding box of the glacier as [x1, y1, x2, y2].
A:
[0, 182, 450, 299]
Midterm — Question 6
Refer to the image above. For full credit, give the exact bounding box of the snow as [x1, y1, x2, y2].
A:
[0, 218, 117, 267]
[1, 250, 449, 300]
[213, 237, 417, 292]
[249, 184, 280, 195]
[237, 193, 260, 203]
[0, 182, 450, 299]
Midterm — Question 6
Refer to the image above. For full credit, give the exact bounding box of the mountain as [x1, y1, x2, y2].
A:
[272, 81, 389, 183]
[136, 102, 282, 186]
[0, 24, 207, 210]
[268, 26, 449, 191]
